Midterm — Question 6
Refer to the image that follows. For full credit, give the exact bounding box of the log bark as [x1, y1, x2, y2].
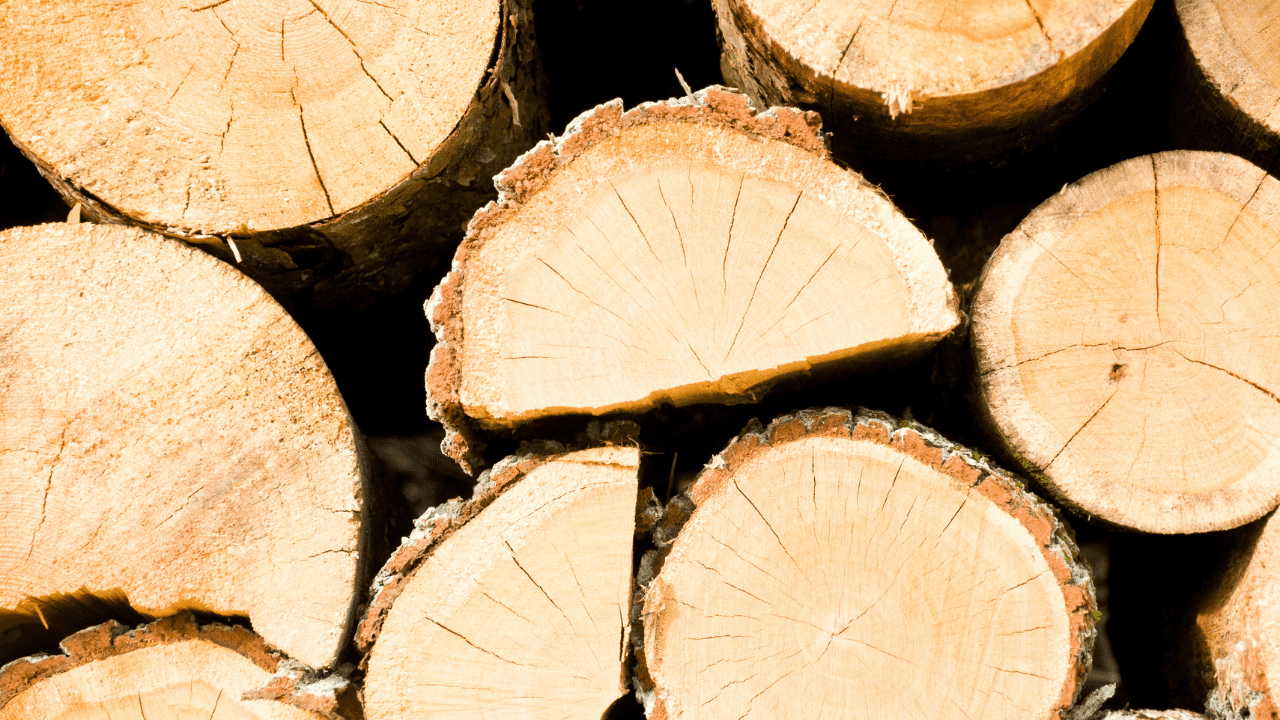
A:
[636, 407, 1096, 720]
[971, 150, 1280, 534]
[0, 223, 366, 669]
[357, 429, 640, 720]
[0, 613, 361, 720]
[712, 0, 1153, 163]
[1172, 0, 1280, 169]
[427, 86, 960, 473]
[0, 0, 546, 310]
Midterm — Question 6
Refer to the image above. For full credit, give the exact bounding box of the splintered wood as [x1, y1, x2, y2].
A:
[0, 224, 365, 669]
[713, 0, 1152, 157]
[361, 445, 640, 720]
[0, 614, 350, 719]
[1174, 0, 1280, 164]
[0, 0, 544, 305]
[428, 87, 959, 470]
[972, 151, 1280, 533]
[638, 408, 1095, 720]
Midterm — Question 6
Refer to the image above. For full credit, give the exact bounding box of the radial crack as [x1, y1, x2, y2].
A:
[292, 90, 335, 214]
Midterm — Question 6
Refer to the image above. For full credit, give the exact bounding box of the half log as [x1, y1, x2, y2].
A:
[0, 223, 366, 669]
[972, 151, 1280, 534]
[359, 436, 640, 719]
[713, 0, 1153, 162]
[0, 0, 545, 308]
[638, 407, 1096, 720]
[427, 86, 960, 472]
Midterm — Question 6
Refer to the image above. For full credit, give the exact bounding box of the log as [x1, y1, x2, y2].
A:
[711, 0, 1153, 163]
[0, 223, 366, 669]
[357, 433, 640, 719]
[1172, 0, 1280, 168]
[971, 151, 1280, 534]
[0, 614, 360, 720]
[637, 407, 1096, 720]
[0, 0, 545, 309]
[427, 86, 960, 472]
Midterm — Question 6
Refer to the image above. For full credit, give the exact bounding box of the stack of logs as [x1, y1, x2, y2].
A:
[3, 0, 1280, 719]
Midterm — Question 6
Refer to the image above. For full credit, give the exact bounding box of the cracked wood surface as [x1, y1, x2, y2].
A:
[972, 151, 1280, 533]
[426, 87, 959, 472]
[0, 614, 339, 719]
[0, 223, 366, 669]
[1173, 0, 1280, 167]
[713, 0, 1152, 160]
[362, 443, 639, 720]
[638, 407, 1095, 720]
[0, 0, 546, 310]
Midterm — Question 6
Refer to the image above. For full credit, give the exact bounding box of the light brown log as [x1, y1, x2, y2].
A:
[971, 151, 1280, 534]
[0, 614, 360, 720]
[1172, 0, 1280, 168]
[0, 223, 366, 669]
[637, 407, 1096, 720]
[357, 436, 640, 720]
[712, 0, 1153, 162]
[0, 0, 545, 309]
[427, 86, 960, 472]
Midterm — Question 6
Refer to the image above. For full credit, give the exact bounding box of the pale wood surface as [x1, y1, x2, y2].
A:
[973, 151, 1280, 533]
[0, 616, 325, 720]
[363, 445, 639, 720]
[639, 408, 1095, 720]
[0, 223, 365, 669]
[714, 0, 1152, 156]
[427, 87, 959, 471]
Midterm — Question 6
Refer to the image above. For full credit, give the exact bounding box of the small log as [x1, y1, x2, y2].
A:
[0, 613, 361, 720]
[427, 86, 960, 472]
[0, 0, 545, 309]
[971, 151, 1280, 534]
[712, 0, 1153, 162]
[1172, 0, 1280, 168]
[637, 407, 1096, 720]
[358, 437, 640, 719]
[0, 223, 365, 669]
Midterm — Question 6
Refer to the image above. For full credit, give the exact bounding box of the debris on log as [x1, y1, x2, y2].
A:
[359, 435, 640, 719]
[712, 0, 1153, 161]
[0, 613, 361, 720]
[972, 151, 1280, 534]
[427, 86, 960, 472]
[0, 0, 546, 309]
[637, 407, 1096, 720]
[0, 223, 366, 669]
[1173, 0, 1280, 168]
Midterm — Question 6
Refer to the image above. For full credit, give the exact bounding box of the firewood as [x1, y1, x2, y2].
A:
[637, 407, 1096, 720]
[711, 0, 1153, 162]
[1172, 0, 1280, 167]
[971, 151, 1280, 534]
[0, 223, 365, 669]
[427, 87, 960, 472]
[0, 614, 360, 720]
[358, 438, 640, 719]
[0, 0, 545, 309]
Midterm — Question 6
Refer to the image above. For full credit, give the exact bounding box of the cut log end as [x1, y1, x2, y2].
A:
[973, 150, 1280, 534]
[361, 440, 640, 720]
[638, 407, 1096, 720]
[427, 86, 959, 472]
[0, 223, 365, 669]
[0, 614, 353, 720]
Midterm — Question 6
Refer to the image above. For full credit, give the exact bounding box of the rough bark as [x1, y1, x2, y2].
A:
[636, 406, 1096, 720]
[426, 86, 959, 473]
[0, 222, 366, 669]
[712, 0, 1153, 164]
[0, 613, 361, 719]
[971, 151, 1280, 534]
[0, 0, 547, 311]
